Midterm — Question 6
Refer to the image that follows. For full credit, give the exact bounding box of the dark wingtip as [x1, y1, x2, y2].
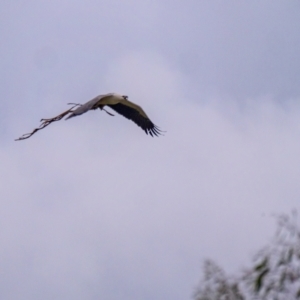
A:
[146, 124, 165, 137]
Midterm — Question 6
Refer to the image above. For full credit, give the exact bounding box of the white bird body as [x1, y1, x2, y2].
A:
[66, 93, 162, 136]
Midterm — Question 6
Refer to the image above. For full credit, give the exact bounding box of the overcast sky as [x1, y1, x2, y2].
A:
[1, 1, 300, 299]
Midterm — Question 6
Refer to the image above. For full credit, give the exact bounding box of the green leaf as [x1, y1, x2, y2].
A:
[255, 268, 269, 293]
[254, 257, 268, 271]
[287, 249, 293, 262]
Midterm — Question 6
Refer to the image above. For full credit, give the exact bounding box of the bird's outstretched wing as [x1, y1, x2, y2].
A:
[108, 101, 163, 137]
[65, 94, 109, 120]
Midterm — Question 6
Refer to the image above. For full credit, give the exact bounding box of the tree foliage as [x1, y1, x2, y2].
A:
[194, 212, 300, 300]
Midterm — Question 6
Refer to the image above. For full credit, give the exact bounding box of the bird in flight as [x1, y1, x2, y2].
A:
[15, 93, 163, 141]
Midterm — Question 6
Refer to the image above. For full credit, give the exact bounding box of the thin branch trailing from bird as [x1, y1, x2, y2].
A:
[15, 104, 81, 141]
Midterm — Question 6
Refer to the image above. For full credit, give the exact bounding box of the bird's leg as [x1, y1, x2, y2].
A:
[101, 107, 115, 117]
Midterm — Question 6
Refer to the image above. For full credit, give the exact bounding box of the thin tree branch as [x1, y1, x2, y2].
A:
[15, 104, 81, 141]
[67, 102, 82, 106]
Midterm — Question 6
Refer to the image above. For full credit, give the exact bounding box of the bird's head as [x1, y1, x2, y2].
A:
[122, 95, 128, 100]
